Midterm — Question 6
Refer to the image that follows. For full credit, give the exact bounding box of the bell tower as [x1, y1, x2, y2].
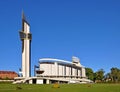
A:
[19, 12, 32, 77]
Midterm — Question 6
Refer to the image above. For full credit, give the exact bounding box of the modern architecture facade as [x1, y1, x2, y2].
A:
[14, 13, 92, 84]
[38, 57, 86, 78]
[19, 13, 32, 78]
[31, 56, 90, 84]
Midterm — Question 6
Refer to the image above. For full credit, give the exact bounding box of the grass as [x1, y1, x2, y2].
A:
[0, 83, 120, 92]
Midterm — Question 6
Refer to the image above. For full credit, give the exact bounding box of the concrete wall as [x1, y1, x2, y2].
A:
[37, 79, 43, 84]
[40, 62, 85, 78]
[81, 68, 86, 78]
[22, 21, 31, 78]
[58, 65, 63, 76]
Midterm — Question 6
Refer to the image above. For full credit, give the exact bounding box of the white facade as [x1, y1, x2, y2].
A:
[38, 57, 86, 79]
[14, 13, 92, 84]
[22, 23, 30, 78]
[19, 13, 32, 78]
[36, 79, 43, 84]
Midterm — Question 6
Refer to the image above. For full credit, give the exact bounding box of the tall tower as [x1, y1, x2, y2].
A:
[19, 12, 32, 78]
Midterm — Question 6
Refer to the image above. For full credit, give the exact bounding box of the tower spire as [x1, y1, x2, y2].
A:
[22, 11, 25, 21]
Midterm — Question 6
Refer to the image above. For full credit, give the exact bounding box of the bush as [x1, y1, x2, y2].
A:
[52, 82, 60, 88]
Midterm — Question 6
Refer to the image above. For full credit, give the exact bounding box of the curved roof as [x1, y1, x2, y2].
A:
[39, 58, 84, 67]
[39, 58, 72, 64]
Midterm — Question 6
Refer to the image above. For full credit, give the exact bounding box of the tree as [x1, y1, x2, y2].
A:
[95, 69, 105, 82]
[104, 73, 112, 82]
[110, 67, 120, 82]
[85, 67, 94, 81]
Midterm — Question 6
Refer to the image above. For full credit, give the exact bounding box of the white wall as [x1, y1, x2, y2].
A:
[29, 80, 32, 84]
[78, 69, 81, 77]
[58, 65, 63, 76]
[51, 64, 55, 76]
[54, 62, 58, 76]
[81, 68, 86, 77]
[72, 68, 75, 76]
[37, 79, 43, 84]
[22, 21, 31, 78]
[66, 66, 70, 76]
[40, 62, 86, 78]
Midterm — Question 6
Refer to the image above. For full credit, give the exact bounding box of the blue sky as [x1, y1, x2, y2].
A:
[0, 0, 120, 76]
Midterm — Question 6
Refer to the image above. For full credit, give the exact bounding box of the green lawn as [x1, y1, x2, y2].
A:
[0, 83, 120, 92]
